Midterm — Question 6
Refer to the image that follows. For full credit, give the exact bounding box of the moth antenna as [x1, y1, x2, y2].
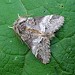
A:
[8, 26, 13, 29]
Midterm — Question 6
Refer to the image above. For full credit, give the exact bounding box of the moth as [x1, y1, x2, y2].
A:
[12, 15, 64, 64]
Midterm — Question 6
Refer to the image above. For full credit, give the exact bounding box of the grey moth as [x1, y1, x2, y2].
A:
[12, 15, 64, 64]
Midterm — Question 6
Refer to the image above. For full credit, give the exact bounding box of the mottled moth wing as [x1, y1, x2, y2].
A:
[31, 35, 50, 64]
[13, 15, 64, 64]
[39, 15, 64, 34]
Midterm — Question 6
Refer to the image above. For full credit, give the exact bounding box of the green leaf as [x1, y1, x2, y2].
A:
[0, 0, 75, 75]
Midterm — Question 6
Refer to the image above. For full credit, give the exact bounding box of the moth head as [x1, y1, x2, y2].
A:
[13, 17, 27, 35]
